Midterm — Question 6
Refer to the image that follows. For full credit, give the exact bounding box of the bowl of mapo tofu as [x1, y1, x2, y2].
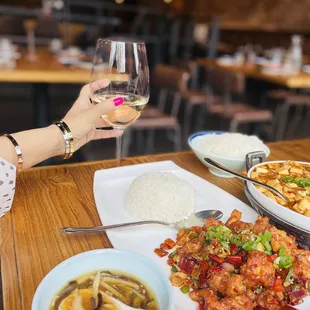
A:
[247, 160, 310, 232]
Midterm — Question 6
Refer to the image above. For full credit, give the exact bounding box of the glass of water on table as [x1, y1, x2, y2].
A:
[89, 38, 150, 164]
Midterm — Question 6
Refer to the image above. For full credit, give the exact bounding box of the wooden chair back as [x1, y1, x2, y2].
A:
[153, 64, 190, 116]
[171, 59, 199, 88]
[206, 69, 244, 95]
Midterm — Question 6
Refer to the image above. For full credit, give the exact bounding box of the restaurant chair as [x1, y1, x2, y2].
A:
[35, 14, 61, 39]
[0, 16, 25, 36]
[276, 94, 310, 140]
[171, 58, 219, 140]
[260, 89, 292, 140]
[122, 64, 190, 157]
[205, 69, 273, 133]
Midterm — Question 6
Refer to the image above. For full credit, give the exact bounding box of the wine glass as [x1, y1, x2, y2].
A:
[90, 38, 149, 164]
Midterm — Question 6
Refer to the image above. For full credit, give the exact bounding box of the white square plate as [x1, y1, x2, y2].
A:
[94, 161, 308, 310]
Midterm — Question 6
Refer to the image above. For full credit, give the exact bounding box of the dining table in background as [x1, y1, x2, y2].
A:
[0, 138, 309, 310]
[197, 58, 310, 89]
[0, 49, 125, 128]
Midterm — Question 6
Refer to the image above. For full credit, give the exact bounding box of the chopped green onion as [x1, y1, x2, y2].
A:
[180, 285, 190, 294]
[263, 231, 272, 240]
[192, 279, 199, 289]
[285, 267, 294, 284]
[272, 247, 294, 269]
[171, 266, 178, 273]
[230, 235, 241, 245]
[242, 241, 254, 251]
[259, 231, 272, 251]
[279, 256, 293, 269]
[279, 247, 286, 257]
[169, 250, 177, 259]
[274, 254, 293, 269]
[308, 283, 310, 293]
[281, 176, 310, 188]
[265, 250, 272, 255]
[206, 225, 231, 243]
[264, 242, 272, 252]
[220, 241, 230, 249]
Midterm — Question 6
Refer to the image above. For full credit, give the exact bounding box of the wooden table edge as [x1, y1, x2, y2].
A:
[1, 138, 310, 309]
[25, 138, 308, 172]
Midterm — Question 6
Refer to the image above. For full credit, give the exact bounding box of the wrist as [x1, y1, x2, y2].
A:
[46, 125, 66, 158]
[0, 136, 18, 167]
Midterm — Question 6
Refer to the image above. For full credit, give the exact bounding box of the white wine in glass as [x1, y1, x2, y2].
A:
[90, 39, 149, 163]
[91, 93, 148, 129]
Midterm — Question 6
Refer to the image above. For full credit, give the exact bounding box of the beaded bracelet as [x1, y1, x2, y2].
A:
[54, 121, 75, 159]
[4, 134, 23, 172]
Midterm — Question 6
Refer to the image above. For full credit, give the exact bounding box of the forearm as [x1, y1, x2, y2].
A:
[0, 125, 65, 169]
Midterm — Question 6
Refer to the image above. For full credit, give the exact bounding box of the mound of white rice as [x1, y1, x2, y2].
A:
[193, 133, 267, 160]
[125, 172, 195, 223]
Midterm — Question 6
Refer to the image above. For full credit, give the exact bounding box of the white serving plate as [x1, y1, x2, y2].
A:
[247, 160, 310, 233]
[32, 249, 173, 310]
[94, 160, 308, 310]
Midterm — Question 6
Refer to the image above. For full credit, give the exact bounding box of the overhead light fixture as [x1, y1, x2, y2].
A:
[115, 0, 125, 3]
[163, 0, 173, 3]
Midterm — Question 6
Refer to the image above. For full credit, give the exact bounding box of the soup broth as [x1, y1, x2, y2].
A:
[50, 270, 159, 310]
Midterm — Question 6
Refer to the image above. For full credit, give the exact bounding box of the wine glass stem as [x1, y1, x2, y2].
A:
[116, 132, 123, 166]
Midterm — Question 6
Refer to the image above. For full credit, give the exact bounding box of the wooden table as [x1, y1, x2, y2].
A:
[1, 139, 310, 310]
[0, 49, 124, 127]
[197, 58, 310, 88]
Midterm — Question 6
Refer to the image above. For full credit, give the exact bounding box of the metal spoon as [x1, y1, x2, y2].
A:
[59, 209, 223, 234]
[204, 157, 289, 203]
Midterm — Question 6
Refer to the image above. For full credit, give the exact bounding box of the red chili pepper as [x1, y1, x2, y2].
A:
[167, 258, 174, 266]
[160, 243, 171, 251]
[207, 265, 222, 277]
[199, 261, 209, 273]
[199, 303, 205, 310]
[191, 226, 203, 233]
[211, 241, 219, 247]
[280, 306, 298, 310]
[209, 254, 224, 263]
[273, 278, 283, 292]
[230, 244, 238, 253]
[164, 238, 176, 248]
[154, 248, 168, 257]
[197, 261, 209, 288]
[179, 256, 188, 271]
[198, 273, 207, 288]
[267, 254, 277, 262]
[226, 255, 242, 266]
[291, 291, 305, 299]
[179, 256, 196, 275]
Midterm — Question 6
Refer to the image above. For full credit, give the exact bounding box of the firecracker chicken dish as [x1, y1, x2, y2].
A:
[154, 209, 310, 310]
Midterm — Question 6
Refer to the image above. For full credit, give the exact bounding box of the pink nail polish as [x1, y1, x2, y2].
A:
[113, 97, 124, 107]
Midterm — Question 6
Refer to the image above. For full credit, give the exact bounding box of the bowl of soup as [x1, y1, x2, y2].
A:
[247, 160, 310, 232]
[32, 249, 174, 310]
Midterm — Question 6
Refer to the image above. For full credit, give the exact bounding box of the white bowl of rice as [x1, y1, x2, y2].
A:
[188, 131, 270, 178]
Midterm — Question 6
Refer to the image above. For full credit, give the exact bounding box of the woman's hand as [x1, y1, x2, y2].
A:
[0, 80, 124, 170]
[63, 79, 124, 151]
